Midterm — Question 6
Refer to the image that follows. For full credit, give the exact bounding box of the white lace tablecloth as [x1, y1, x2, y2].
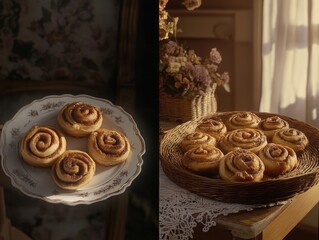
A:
[159, 164, 289, 240]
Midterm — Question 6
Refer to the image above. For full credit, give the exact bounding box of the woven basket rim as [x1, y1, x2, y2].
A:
[160, 111, 319, 203]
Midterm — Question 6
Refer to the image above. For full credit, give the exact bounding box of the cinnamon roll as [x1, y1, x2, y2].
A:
[219, 149, 265, 182]
[180, 132, 217, 152]
[51, 150, 96, 190]
[182, 144, 224, 175]
[219, 128, 267, 154]
[88, 128, 131, 166]
[272, 128, 308, 152]
[195, 118, 227, 140]
[258, 116, 289, 140]
[20, 126, 67, 167]
[226, 112, 261, 130]
[57, 102, 103, 137]
[258, 143, 297, 176]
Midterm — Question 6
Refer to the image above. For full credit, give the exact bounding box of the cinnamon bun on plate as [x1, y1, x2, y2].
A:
[57, 102, 103, 137]
[51, 150, 96, 190]
[20, 126, 67, 167]
[88, 128, 131, 167]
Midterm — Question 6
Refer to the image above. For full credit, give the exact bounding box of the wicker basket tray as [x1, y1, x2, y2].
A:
[159, 84, 217, 122]
[160, 111, 319, 204]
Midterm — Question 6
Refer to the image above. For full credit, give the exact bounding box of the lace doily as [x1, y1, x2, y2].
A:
[159, 164, 289, 240]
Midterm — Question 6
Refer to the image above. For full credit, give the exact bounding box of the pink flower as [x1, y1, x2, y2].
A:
[193, 65, 210, 86]
[210, 48, 222, 64]
[165, 41, 180, 55]
[220, 72, 230, 84]
[185, 61, 195, 72]
[206, 63, 218, 73]
[159, 40, 230, 97]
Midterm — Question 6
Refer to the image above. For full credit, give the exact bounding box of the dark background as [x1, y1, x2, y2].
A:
[1, 0, 159, 239]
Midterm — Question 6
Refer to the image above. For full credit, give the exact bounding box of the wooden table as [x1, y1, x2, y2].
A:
[211, 183, 319, 240]
[160, 119, 319, 240]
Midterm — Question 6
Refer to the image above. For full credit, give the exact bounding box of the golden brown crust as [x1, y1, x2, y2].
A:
[51, 150, 96, 190]
[182, 144, 224, 175]
[195, 118, 227, 140]
[258, 116, 289, 140]
[180, 132, 217, 152]
[20, 126, 67, 167]
[57, 102, 103, 137]
[88, 128, 131, 166]
[272, 128, 308, 152]
[219, 149, 265, 182]
[219, 128, 267, 154]
[258, 143, 297, 176]
[226, 112, 261, 130]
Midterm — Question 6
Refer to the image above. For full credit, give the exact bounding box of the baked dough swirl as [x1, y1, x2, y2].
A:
[272, 128, 308, 152]
[57, 102, 103, 137]
[180, 132, 217, 152]
[88, 128, 131, 166]
[226, 112, 261, 130]
[258, 116, 289, 140]
[195, 118, 227, 140]
[51, 150, 96, 190]
[219, 149, 265, 182]
[258, 143, 297, 176]
[219, 128, 267, 154]
[182, 144, 224, 175]
[20, 126, 67, 167]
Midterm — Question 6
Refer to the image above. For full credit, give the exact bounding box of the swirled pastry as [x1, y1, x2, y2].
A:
[182, 144, 224, 175]
[258, 116, 289, 140]
[226, 112, 261, 130]
[219, 149, 265, 182]
[195, 118, 227, 140]
[180, 132, 217, 152]
[20, 126, 67, 167]
[57, 102, 103, 137]
[88, 128, 131, 166]
[258, 143, 297, 176]
[272, 128, 308, 152]
[219, 128, 267, 154]
[51, 150, 96, 190]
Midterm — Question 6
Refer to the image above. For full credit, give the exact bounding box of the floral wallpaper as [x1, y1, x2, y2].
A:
[0, 0, 120, 83]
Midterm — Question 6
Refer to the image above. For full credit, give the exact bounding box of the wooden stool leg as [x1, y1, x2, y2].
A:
[0, 187, 32, 240]
[104, 190, 129, 240]
[0, 187, 11, 240]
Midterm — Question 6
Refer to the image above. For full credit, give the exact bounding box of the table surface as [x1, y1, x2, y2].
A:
[160, 119, 319, 240]
[215, 182, 319, 239]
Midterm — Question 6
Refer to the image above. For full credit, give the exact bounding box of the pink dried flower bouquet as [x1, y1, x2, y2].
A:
[160, 40, 230, 99]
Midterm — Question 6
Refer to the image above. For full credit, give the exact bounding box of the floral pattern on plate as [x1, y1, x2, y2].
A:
[0, 94, 145, 205]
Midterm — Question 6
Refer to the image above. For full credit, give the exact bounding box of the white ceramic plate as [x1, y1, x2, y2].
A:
[0, 95, 145, 205]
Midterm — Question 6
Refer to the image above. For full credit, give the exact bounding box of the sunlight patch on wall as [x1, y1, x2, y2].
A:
[280, 47, 308, 109]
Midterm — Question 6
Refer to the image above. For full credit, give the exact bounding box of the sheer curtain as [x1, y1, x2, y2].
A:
[260, 0, 319, 126]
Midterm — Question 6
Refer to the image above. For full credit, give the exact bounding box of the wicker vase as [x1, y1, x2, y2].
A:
[159, 84, 217, 122]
